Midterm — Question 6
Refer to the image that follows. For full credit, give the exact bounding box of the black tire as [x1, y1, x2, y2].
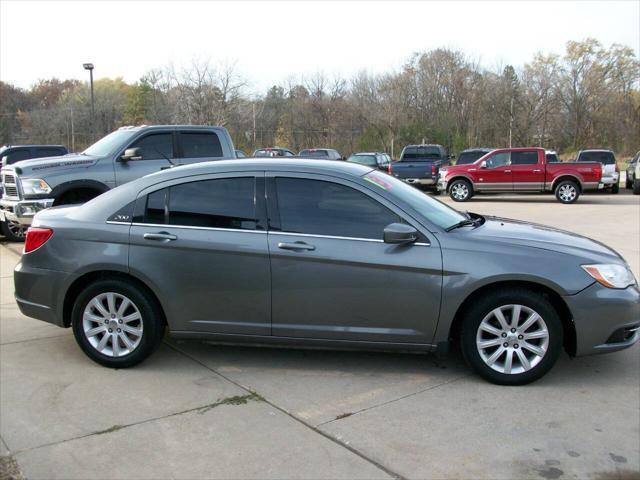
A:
[634, 179, 640, 195]
[554, 180, 580, 204]
[460, 288, 563, 385]
[0, 220, 27, 242]
[448, 179, 473, 202]
[611, 183, 619, 194]
[71, 278, 165, 368]
[626, 177, 633, 189]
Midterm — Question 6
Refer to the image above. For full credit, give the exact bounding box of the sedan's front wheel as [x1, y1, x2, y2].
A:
[460, 288, 563, 385]
[72, 279, 165, 368]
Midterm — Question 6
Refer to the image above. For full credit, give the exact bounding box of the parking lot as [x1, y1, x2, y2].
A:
[1, 189, 638, 480]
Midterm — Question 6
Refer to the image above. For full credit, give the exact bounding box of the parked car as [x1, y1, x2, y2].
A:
[576, 149, 620, 194]
[346, 152, 391, 171]
[298, 148, 343, 160]
[15, 158, 639, 385]
[545, 150, 560, 163]
[253, 147, 295, 157]
[0, 125, 235, 241]
[235, 149, 248, 158]
[438, 147, 603, 204]
[0, 144, 69, 240]
[456, 148, 493, 165]
[625, 150, 639, 191]
[389, 144, 452, 191]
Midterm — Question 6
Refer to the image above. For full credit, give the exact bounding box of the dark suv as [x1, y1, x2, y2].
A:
[0, 144, 68, 240]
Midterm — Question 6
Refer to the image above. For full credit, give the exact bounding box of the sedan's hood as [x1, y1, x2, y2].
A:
[468, 215, 623, 263]
[11, 153, 99, 175]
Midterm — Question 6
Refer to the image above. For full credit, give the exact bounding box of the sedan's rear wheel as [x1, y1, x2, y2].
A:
[460, 288, 562, 385]
[72, 279, 165, 368]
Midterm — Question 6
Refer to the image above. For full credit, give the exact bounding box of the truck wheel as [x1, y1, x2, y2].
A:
[460, 288, 563, 385]
[554, 180, 580, 204]
[611, 183, 619, 194]
[449, 179, 473, 202]
[0, 220, 27, 242]
[71, 279, 166, 368]
[634, 179, 640, 195]
[626, 177, 633, 189]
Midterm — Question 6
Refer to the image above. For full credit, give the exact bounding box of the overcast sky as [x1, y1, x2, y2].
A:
[1, 0, 638, 92]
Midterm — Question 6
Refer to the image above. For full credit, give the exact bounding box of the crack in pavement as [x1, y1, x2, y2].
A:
[165, 340, 409, 480]
[9, 392, 263, 455]
[0, 333, 71, 346]
[315, 372, 471, 428]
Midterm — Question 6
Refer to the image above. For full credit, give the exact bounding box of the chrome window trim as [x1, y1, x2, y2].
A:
[107, 221, 429, 245]
[269, 230, 430, 246]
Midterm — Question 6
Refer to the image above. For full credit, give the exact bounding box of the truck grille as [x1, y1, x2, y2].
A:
[2, 173, 21, 200]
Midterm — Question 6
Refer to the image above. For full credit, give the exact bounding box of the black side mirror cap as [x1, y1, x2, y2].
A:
[383, 223, 418, 244]
[120, 147, 142, 162]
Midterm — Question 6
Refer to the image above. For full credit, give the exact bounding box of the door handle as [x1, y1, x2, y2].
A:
[504, 169, 512, 173]
[533, 169, 542, 173]
[144, 232, 177, 242]
[277, 241, 315, 251]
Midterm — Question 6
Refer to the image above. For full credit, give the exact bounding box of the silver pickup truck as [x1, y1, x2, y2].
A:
[0, 125, 236, 240]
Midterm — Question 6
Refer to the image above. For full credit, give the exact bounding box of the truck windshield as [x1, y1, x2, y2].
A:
[578, 151, 616, 165]
[83, 130, 138, 157]
[401, 147, 442, 160]
[363, 171, 467, 230]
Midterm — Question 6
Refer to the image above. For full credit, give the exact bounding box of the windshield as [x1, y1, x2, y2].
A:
[401, 146, 443, 161]
[578, 151, 616, 165]
[83, 130, 138, 157]
[299, 150, 329, 157]
[348, 155, 377, 166]
[456, 151, 487, 165]
[363, 171, 466, 230]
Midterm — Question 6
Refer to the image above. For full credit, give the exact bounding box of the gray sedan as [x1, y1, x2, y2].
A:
[14, 159, 639, 385]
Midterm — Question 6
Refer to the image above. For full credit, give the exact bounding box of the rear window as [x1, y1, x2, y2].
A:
[179, 132, 223, 158]
[347, 155, 377, 166]
[510, 151, 539, 165]
[401, 147, 442, 161]
[299, 150, 329, 157]
[456, 151, 486, 165]
[578, 151, 616, 165]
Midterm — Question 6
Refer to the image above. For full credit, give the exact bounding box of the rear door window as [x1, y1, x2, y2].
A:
[274, 178, 401, 240]
[510, 151, 539, 165]
[179, 132, 223, 158]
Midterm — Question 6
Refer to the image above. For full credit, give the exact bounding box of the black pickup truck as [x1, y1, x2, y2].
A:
[388, 144, 451, 191]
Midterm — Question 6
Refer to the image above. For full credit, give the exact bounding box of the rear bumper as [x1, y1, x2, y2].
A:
[14, 261, 75, 327]
[565, 282, 640, 356]
[600, 175, 620, 186]
[0, 197, 54, 225]
[398, 177, 436, 186]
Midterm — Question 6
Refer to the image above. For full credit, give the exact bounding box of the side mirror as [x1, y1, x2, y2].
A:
[479, 160, 487, 169]
[383, 223, 418, 244]
[449, 154, 456, 160]
[120, 147, 142, 162]
[1, 156, 7, 167]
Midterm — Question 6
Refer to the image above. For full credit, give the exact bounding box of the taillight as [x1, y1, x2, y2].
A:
[24, 227, 53, 253]
[388, 163, 393, 174]
[431, 165, 437, 175]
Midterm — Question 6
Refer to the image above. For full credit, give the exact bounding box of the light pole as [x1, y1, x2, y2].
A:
[83, 63, 95, 141]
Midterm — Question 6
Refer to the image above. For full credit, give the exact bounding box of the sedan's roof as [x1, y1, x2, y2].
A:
[144, 157, 372, 182]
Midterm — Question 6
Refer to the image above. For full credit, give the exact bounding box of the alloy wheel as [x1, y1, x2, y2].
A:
[82, 292, 144, 357]
[451, 183, 469, 201]
[558, 184, 577, 202]
[475, 304, 549, 375]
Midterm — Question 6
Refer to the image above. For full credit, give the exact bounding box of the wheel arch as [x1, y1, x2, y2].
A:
[446, 175, 474, 192]
[551, 175, 583, 192]
[51, 180, 110, 206]
[62, 270, 167, 328]
[447, 280, 576, 356]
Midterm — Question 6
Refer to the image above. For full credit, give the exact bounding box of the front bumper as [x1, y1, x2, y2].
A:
[564, 282, 640, 356]
[0, 197, 54, 225]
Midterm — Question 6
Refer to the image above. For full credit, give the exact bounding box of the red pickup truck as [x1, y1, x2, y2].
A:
[437, 148, 603, 203]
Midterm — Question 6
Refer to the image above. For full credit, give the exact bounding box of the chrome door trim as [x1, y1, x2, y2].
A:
[268, 230, 430, 247]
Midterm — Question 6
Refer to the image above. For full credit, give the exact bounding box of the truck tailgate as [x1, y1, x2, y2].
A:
[391, 162, 436, 180]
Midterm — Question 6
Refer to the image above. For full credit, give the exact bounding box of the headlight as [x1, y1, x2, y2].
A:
[21, 179, 52, 195]
[582, 264, 637, 289]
